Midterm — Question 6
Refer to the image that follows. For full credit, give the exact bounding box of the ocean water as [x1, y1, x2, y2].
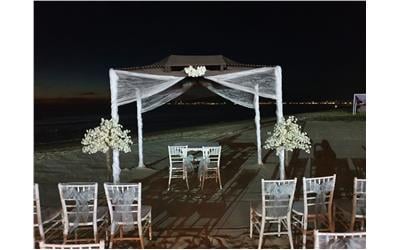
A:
[34, 102, 350, 148]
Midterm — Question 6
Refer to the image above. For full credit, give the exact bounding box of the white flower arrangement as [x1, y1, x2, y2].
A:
[264, 116, 311, 155]
[184, 65, 207, 77]
[81, 118, 133, 154]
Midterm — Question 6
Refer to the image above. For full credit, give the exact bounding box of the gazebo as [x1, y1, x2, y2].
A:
[109, 55, 285, 182]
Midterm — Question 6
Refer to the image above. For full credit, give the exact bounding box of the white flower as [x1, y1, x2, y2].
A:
[184, 65, 207, 77]
[81, 118, 133, 154]
[264, 116, 311, 155]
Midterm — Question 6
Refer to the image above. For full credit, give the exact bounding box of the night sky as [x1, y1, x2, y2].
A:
[34, 1, 365, 101]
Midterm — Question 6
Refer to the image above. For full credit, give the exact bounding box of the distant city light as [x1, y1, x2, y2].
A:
[166, 100, 353, 106]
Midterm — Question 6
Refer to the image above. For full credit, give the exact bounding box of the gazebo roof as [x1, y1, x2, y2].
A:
[117, 55, 269, 76]
[164, 55, 228, 67]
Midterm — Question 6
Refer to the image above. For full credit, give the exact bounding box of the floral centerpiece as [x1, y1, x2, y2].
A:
[81, 118, 133, 180]
[184, 65, 207, 77]
[264, 116, 311, 155]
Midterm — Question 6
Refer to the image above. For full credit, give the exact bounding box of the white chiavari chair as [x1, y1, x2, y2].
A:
[250, 178, 297, 249]
[199, 146, 222, 190]
[104, 183, 152, 249]
[292, 175, 336, 249]
[167, 145, 189, 190]
[314, 230, 366, 249]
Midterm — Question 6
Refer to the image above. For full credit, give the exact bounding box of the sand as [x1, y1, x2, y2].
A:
[34, 111, 366, 248]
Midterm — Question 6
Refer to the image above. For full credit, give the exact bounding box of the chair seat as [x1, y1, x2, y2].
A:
[111, 205, 152, 225]
[335, 199, 352, 213]
[40, 207, 62, 224]
[67, 206, 108, 224]
[97, 206, 109, 220]
[336, 199, 365, 217]
[251, 201, 289, 218]
[251, 201, 263, 216]
[136, 205, 152, 220]
[292, 200, 329, 216]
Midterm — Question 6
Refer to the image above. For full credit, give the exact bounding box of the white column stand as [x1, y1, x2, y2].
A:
[254, 84, 262, 165]
[275, 66, 285, 179]
[110, 69, 121, 183]
[136, 88, 145, 168]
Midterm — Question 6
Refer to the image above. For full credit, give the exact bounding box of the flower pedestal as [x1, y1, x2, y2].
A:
[81, 118, 133, 184]
[279, 149, 285, 180]
[106, 149, 113, 182]
[264, 116, 311, 180]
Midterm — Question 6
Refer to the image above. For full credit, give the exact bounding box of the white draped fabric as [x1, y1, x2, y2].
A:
[205, 67, 284, 176]
[109, 66, 285, 183]
[203, 81, 255, 109]
[112, 69, 185, 107]
[352, 93, 366, 115]
[205, 67, 278, 100]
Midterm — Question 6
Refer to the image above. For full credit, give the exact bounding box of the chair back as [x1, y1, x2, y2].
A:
[34, 183, 44, 240]
[314, 230, 366, 249]
[58, 183, 98, 229]
[202, 146, 221, 168]
[303, 175, 336, 216]
[39, 240, 105, 249]
[168, 146, 188, 168]
[104, 183, 141, 227]
[261, 178, 297, 218]
[353, 178, 366, 217]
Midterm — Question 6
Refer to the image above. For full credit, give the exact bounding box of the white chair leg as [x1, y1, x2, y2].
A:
[217, 170, 222, 189]
[302, 218, 308, 249]
[287, 217, 294, 249]
[185, 171, 190, 190]
[109, 234, 114, 249]
[139, 235, 145, 249]
[168, 170, 172, 191]
[138, 226, 144, 249]
[250, 207, 253, 238]
[149, 214, 152, 241]
[258, 219, 265, 249]
[63, 226, 68, 244]
[94, 224, 98, 243]
[109, 226, 115, 249]
[38, 224, 45, 242]
[278, 218, 281, 237]
[350, 215, 356, 232]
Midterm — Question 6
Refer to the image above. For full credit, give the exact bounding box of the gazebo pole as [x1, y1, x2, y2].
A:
[254, 84, 262, 165]
[136, 88, 145, 168]
[109, 69, 121, 183]
[275, 66, 285, 180]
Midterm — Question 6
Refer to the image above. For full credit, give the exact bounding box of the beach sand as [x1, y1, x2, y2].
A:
[34, 111, 366, 248]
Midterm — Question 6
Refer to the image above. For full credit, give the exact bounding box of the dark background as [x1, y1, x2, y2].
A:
[34, 1, 365, 146]
[34, 1, 365, 101]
